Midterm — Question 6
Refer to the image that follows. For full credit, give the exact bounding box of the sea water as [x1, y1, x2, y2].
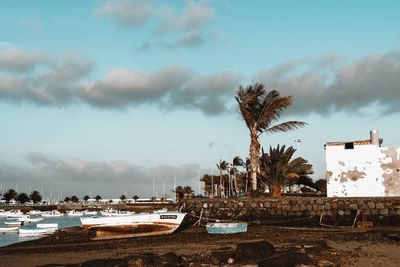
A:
[0, 216, 82, 247]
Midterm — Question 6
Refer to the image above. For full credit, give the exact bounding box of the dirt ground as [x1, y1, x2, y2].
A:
[1, 225, 400, 267]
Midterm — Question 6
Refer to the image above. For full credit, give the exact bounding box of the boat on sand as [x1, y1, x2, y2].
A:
[206, 222, 247, 234]
[81, 211, 187, 239]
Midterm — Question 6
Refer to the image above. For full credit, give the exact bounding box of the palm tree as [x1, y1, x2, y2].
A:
[133, 195, 139, 202]
[183, 186, 194, 199]
[174, 186, 184, 200]
[120, 194, 126, 202]
[231, 156, 245, 196]
[259, 145, 313, 198]
[235, 83, 306, 192]
[95, 195, 102, 202]
[216, 160, 229, 197]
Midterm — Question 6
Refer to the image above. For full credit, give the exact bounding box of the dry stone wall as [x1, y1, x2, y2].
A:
[183, 197, 400, 226]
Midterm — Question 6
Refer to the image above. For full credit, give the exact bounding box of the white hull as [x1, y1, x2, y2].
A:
[37, 223, 58, 229]
[19, 228, 52, 235]
[81, 212, 186, 239]
[0, 227, 18, 232]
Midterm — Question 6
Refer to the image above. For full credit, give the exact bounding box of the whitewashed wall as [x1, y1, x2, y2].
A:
[326, 144, 400, 197]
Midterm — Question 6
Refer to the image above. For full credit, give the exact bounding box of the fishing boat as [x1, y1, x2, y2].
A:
[99, 208, 133, 217]
[82, 211, 187, 239]
[0, 227, 18, 233]
[206, 222, 248, 234]
[83, 210, 98, 216]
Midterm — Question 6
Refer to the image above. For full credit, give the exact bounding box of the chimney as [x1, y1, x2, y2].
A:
[370, 130, 380, 146]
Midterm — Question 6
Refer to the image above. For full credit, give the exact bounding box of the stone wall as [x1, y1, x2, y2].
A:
[183, 197, 400, 226]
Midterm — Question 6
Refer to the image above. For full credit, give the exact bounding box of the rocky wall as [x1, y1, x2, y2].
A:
[183, 197, 400, 226]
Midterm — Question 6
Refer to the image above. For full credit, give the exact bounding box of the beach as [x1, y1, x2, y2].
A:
[1, 224, 400, 267]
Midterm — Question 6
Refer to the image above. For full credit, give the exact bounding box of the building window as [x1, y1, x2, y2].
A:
[344, 142, 354, 149]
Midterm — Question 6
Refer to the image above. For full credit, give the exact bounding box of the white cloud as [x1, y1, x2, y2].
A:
[157, 1, 215, 33]
[94, 0, 153, 27]
[255, 50, 400, 115]
[0, 48, 48, 72]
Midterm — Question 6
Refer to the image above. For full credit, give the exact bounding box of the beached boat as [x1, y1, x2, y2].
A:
[82, 211, 187, 239]
[0, 227, 19, 233]
[206, 222, 248, 234]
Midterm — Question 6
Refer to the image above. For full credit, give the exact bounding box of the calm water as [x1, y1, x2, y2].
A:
[0, 216, 82, 247]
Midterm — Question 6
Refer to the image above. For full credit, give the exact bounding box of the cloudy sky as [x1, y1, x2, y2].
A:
[1, 0, 400, 199]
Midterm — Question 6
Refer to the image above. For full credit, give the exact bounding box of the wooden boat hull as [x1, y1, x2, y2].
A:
[89, 222, 180, 239]
[206, 223, 248, 234]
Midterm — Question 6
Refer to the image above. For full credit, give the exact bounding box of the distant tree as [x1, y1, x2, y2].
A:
[231, 156, 245, 196]
[259, 145, 314, 198]
[64, 196, 71, 203]
[133, 195, 139, 202]
[29, 191, 42, 203]
[71, 195, 79, 203]
[216, 160, 229, 197]
[2, 189, 17, 203]
[315, 179, 327, 193]
[174, 186, 184, 200]
[120, 194, 126, 202]
[183, 186, 194, 199]
[16, 193, 30, 204]
[95, 195, 102, 202]
[83, 195, 90, 202]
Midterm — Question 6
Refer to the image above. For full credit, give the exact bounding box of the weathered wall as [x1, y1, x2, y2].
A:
[326, 144, 400, 197]
[183, 197, 400, 226]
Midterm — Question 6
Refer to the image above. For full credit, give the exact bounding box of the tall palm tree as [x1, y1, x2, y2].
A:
[235, 83, 306, 192]
[183, 186, 194, 199]
[216, 160, 229, 197]
[259, 145, 314, 198]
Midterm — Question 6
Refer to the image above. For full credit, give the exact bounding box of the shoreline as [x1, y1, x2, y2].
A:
[1, 225, 400, 266]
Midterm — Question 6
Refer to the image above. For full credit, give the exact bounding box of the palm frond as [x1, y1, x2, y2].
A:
[265, 121, 307, 134]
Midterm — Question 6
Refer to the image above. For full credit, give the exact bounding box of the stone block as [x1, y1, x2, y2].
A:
[367, 202, 375, 209]
[324, 203, 331, 210]
[380, 209, 389, 216]
[264, 202, 271, 208]
[371, 209, 379, 215]
[313, 204, 318, 211]
[300, 204, 306, 211]
[349, 204, 358, 210]
[396, 209, 400, 215]
[376, 203, 385, 209]
[318, 205, 324, 211]
[331, 202, 338, 209]
[306, 204, 313, 211]
[292, 205, 300, 212]
[338, 210, 345, 216]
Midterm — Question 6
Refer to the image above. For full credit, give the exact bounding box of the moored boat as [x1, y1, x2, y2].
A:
[206, 222, 248, 234]
[18, 228, 51, 236]
[36, 223, 58, 229]
[4, 221, 22, 227]
[0, 227, 19, 233]
[83, 211, 187, 239]
[18, 216, 44, 223]
[42, 210, 64, 217]
[66, 210, 84, 217]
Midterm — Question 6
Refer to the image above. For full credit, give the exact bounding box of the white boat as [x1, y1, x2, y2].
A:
[28, 210, 42, 216]
[18, 216, 44, 223]
[6, 210, 25, 218]
[206, 222, 248, 234]
[99, 208, 133, 217]
[0, 226, 18, 233]
[37, 223, 58, 229]
[81, 211, 187, 239]
[4, 221, 22, 227]
[83, 210, 98, 216]
[18, 228, 51, 236]
[66, 210, 84, 217]
[42, 210, 64, 217]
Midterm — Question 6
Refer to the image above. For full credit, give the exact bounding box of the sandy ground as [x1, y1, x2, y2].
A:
[0, 225, 400, 267]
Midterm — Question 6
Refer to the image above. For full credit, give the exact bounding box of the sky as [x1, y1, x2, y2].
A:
[1, 0, 400, 199]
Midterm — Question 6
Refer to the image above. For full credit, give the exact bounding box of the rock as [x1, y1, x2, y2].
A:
[317, 259, 335, 267]
[304, 240, 330, 254]
[128, 254, 158, 267]
[258, 251, 313, 267]
[234, 241, 276, 263]
[210, 249, 235, 265]
[158, 252, 182, 266]
[376, 203, 385, 209]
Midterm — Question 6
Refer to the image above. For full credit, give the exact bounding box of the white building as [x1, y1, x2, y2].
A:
[326, 130, 400, 197]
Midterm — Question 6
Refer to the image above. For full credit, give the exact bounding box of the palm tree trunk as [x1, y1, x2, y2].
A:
[233, 169, 238, 196]
[249, 127, 260, 192]
[271, 184, 282, 198]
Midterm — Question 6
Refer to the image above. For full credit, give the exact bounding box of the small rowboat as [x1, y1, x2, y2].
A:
[206, 222, 248, 234]
[0, 227, 18, 233]
[18, 217, 44, 223]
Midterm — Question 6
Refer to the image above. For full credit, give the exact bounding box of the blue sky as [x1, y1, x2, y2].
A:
[1, 0, 400, 199]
